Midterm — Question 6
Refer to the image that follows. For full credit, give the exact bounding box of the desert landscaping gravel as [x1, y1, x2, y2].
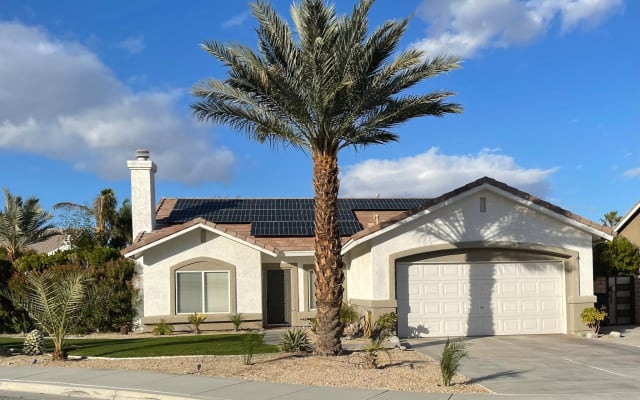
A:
[0, 334, 490, 394]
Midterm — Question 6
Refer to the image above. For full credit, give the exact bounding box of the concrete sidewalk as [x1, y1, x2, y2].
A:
[0, 365, 487, 400]
[0, 364, 635, 400]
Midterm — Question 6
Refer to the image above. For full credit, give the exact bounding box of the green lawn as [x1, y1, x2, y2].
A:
[0, 334, 278, 358]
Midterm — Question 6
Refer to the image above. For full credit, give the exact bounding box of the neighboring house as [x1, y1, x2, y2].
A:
[615, 201, 640, 248]
[613, 201, 640, 324]
[26, 233, 71, 255]
[123, 150, 613, 337]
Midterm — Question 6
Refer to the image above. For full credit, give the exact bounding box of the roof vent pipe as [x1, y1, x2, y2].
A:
[136, 149, 150, 160]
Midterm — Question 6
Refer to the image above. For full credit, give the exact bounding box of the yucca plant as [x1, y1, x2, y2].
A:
[7, 269, 88, 360]
[152, 319, 173, 336]
[188, 312, 207, 334]
[440, 337, 468, 386]
[279, 328, 311, 353]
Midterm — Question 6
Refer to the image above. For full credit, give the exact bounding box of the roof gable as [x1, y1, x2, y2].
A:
[344, 176, 613, 250]
[615, 200, 640, 233]
[123, 218, 279, 257]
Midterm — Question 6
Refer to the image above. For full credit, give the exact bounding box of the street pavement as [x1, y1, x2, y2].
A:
[1, 326, 639, 400]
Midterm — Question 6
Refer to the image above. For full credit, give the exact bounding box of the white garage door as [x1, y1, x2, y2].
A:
[396, 262, 565, 337]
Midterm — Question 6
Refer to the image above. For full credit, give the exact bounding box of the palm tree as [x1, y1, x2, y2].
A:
[8, 268, 88, 360]
[192, 0, 461, 355]
[54, 188, 120, 247]
[600, 211, 622, 228]
[0, 188, 56, 262]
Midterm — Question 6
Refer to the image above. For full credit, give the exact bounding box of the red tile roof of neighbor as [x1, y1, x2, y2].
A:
[123, 176, 613, 255]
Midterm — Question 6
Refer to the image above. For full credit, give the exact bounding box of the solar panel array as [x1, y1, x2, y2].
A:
[166, 198, 427, 236]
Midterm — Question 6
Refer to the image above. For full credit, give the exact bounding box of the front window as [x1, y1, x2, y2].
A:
[177, 271, 230, 313]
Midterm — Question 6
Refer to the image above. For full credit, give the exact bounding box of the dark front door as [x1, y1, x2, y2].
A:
[266, 269, 291, 326]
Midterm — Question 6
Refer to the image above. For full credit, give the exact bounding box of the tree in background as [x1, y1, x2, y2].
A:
[9, 248, 137, 334]
[192, 0, 461, 355]
[600, 211, 622, 228]
[595, 236, 640, 277]
[0, 188, 56, 262]
[54, 188, 132, 249]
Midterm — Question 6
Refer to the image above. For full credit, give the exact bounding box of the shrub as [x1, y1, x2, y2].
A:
[581, 306, 607, 334]
[242, 331, 264, 365]
[307, 317, 317, 333]
[188, 313, 207, 334]
[229, 313, 243, 332]
[375, 312, 398, 338]
[279, 328, 311, 353]
[8, 250, 138, 335]
[440, 337, 468, 386]
[23, 329, 44, 356]
[339, 303, 359, 325]
[152, 319, 173, 336]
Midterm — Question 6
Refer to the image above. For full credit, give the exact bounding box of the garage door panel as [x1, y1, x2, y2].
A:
[397, 262, 565, 337]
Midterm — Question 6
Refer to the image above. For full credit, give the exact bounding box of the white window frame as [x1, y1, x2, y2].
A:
[176, 270, 230, 314]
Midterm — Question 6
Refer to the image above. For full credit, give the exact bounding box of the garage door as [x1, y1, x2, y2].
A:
[396, 262, 565, 337]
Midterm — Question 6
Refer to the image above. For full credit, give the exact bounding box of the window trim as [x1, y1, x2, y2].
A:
[306, 266, 317, 311]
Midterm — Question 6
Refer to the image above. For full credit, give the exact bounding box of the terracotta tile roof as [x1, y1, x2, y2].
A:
[349, 176, 614, 242]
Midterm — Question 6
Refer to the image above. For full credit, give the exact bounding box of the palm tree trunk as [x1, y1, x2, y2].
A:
[312, 153, 344, 356]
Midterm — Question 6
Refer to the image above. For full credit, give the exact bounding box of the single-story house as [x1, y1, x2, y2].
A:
[27, 233, 71, 255]
[123, 150, 613, 337]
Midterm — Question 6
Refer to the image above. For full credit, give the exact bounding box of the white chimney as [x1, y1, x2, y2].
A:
[127, 150, 157, 239]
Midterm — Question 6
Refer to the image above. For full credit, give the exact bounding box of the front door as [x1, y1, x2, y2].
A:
[266, 269, 291, 326]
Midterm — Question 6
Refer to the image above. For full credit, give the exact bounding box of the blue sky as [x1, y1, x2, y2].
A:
[0, 0, 638, 225]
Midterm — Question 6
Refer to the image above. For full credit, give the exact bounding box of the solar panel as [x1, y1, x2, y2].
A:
[167, 197, 428, 237]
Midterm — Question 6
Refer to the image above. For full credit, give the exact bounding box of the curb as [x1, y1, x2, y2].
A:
[0, 381, 213, 400]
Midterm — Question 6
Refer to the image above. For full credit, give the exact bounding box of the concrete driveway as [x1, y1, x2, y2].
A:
[407, 331, 640, 397]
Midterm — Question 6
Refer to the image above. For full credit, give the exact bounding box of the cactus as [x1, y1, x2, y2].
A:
[23, 329, 44, 356]
[363, 311, 373, 339]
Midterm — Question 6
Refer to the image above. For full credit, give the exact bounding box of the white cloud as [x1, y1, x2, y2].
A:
[340, 147, 557, 198]
[413, 0, 623, 58]
[0, 21, 234, 184]
[623, 167, 640, 179]
[117, 35, 145, 55]
[222, 12, 250, 28]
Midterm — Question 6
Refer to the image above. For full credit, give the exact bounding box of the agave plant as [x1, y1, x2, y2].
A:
[8, 269, 88, 360]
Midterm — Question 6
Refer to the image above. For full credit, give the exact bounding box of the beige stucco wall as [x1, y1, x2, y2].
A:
[138, 227, 263, 318]
[619, 212, 640, 248]
[345, 189, 596, 302]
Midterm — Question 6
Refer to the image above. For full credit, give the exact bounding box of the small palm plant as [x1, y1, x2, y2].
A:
[242, 331, 265, 365]
[188, 312, 207, 334]
[440, 337, 469, 386]
[362, 337, 391, 369]
[152, 319, 173, 336]
[229, 313, 243, 332]
[7, 268, 88, 360]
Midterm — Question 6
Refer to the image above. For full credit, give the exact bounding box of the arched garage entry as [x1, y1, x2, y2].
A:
[394, 243, 576, 338]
